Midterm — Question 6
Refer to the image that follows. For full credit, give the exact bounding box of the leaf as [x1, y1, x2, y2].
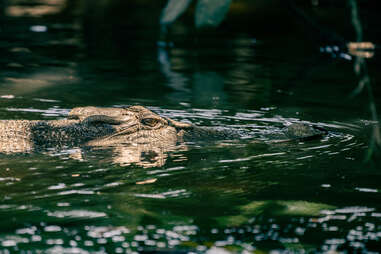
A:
[160, 0, 193, 25]
[195, 0, 232, 28]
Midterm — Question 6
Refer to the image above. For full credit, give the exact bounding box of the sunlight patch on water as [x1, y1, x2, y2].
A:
[47, 183, 66, 190]
[0, 95, 15, 99]
[57, 190, 95, 195]
[44, 225, 62, 232]
[296, 155, 314, 160]
[33, 98, 60, 103]
[30, 25, 48, 33]
[333, 207, 375, 214]
[86, 226, 130, 238]
[219, 152, 286, 163]
[57, 202, 70, 207]
[46, 246, 90, 254]
[104, 181, 124, 187]
[0, 177, 20, 182]
[355, 187, 378, 193]
[147, 166, 186, 175]
[47, 210, 107, 219]
[134, 189, 190, 199]
[1, 237, 28, 247]
[6, 106, 68, 117]
[304, 144, 332, 150]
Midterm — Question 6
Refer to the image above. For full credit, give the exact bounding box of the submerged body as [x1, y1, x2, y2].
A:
[0, 106, 326, 154]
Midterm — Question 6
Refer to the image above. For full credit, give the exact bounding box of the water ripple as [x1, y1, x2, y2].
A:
[47, 210, 107, 219]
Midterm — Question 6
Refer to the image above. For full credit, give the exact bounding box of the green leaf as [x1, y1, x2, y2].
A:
[195, 0, 232, 28]
[160, 0, 193, 25]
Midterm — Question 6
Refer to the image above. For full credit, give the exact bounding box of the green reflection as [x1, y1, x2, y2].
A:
[217, 200, 336, 227]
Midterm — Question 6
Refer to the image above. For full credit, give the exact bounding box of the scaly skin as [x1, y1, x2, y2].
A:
[0, 106, 326, 154]
[0, 120, 114, 153]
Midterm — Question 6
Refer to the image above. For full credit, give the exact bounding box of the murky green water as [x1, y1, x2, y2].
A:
[1, 1, 381, 253]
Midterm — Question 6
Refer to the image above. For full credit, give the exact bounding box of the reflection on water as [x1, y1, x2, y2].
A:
[5, 0, 65, 17]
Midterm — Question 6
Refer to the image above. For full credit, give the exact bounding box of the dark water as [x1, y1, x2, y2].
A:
[1, 1, 381, 253]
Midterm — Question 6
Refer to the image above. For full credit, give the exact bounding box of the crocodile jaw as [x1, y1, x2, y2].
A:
[85, 125, 180, 147]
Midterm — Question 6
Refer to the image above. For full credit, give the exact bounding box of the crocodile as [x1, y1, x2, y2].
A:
[0, 105, 327, 155]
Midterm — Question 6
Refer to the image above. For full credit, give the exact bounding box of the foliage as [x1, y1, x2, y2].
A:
[160, 0, 232, 28]
[160, 0, 193, 25]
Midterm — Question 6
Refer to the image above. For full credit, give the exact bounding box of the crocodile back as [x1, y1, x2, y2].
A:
[0, 120, 115, 153]
[0, 120, 37, 153]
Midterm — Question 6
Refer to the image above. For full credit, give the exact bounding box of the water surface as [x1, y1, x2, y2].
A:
[0, 1, 381, 253]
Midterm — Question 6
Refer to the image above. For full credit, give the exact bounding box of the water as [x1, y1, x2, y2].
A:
[1, 0, 381, 253]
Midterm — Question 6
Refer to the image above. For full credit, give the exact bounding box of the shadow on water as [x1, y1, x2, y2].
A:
[0, 0, 381, 253]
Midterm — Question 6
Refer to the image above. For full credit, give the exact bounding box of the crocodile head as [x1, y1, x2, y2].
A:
[69, 106, 192, 146]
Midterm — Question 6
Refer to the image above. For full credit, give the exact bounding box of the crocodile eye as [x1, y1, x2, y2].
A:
[141, 118, 160, 127]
